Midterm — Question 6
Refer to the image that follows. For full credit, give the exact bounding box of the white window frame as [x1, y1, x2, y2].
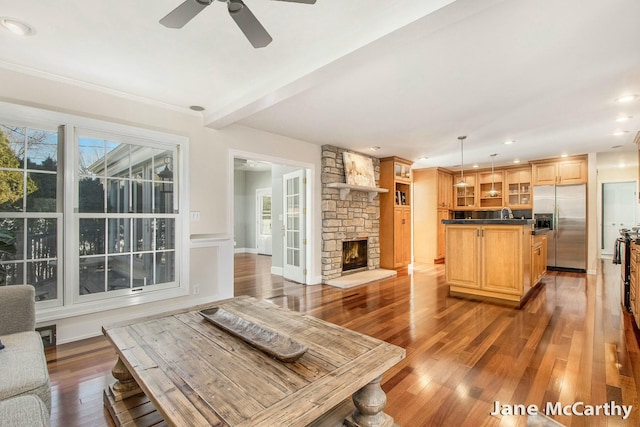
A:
[0, 102, 190, 322]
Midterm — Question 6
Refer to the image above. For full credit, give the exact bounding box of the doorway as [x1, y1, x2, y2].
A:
[232, 155, 311, 285]
[601, 181, 636, 256]
[256, 188, 272, 256]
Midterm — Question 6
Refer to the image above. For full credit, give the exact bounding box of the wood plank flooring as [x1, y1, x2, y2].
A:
[46, 255, 640, 426]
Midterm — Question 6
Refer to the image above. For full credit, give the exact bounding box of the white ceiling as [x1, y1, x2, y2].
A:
[1, 0, 639, 170]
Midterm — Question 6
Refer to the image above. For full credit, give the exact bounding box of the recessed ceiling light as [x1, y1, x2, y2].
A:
[615, 94, 639, 103]
[504, 140, 515, 145]
[616, 116, 632, 122]
[561, 154, 569, 158]
[612, 145, 623, 149]
[472, 164, 479, 168]
[0, 17, 34, 36]
[613, 130, 628, 136]
[513, 159, 521, 164]
[189, 105, 205, 111]
[417, 156, 428, 161]
[369, 146, 381, 151]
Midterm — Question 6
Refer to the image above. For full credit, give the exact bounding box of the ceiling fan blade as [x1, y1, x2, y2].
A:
[272, 0, 316, 3]
[228, 0, 273, 48]
[160, 0, 211, 29]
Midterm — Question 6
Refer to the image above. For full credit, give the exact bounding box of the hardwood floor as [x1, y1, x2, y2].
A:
[46, 254, 640, 426]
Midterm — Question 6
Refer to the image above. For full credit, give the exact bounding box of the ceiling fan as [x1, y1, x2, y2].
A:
[160, 0, 316, 48]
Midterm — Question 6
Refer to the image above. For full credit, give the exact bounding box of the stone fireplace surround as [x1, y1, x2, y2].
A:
[321, 145, 382, 283]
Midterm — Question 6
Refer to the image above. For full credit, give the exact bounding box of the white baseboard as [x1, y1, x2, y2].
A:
[234, 247, 258, 254]
[271, 266, 283, 276]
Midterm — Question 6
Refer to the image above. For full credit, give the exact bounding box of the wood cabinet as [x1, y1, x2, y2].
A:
[437, 169, 453, 209]
[505, 168, 532, 209]
[453, 173, 477, 209]
[380, 157, 413, 272]
[531, 233, 547, 286]
[413, 168, 452, 264]
[531, 156, 587, 186]
[445, 223, 537, 302]
[478, 170, 504, 209]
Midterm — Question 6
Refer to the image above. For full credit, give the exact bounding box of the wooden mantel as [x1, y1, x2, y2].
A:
[326, 182, 389, 202]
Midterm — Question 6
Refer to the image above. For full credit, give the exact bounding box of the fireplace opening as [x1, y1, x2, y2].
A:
[342, 239, 368, 274]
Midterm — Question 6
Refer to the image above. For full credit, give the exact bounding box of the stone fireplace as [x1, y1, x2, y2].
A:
[321, 145, 381, 282]
[342, 239, 368, 274]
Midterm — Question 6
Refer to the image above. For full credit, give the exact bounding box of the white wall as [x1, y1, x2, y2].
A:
[0, 67, 322, 343]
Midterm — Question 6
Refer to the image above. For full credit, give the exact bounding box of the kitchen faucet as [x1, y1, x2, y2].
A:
[500, 206, 513, 219]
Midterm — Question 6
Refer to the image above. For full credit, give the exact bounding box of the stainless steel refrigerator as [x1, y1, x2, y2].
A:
[533, 184, 587, 271]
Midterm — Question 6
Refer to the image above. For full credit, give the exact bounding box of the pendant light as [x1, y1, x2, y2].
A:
[453, 135, 469, 187]
[487, 153, 500, 197]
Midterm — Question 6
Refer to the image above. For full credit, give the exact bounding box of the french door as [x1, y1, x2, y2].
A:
[283, 170, 306, 283]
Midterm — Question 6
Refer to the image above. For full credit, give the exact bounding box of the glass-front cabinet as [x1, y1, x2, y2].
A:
[453, 173, 477, 209]
[505, 168, 532, 208]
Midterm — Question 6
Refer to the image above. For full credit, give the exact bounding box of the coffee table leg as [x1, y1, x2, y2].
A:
[344, 375, 396, 427]
[109, 356, 142, 401]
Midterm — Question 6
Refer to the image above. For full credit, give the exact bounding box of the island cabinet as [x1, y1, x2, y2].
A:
[531, 233, 548, 285]
[413, 168, 453, 264]
[531, 156, 587, 186]
[444, 220, 540, 303]
[380, 156, 412, 272]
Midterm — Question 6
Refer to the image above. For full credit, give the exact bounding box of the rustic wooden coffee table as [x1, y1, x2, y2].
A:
[102, 296, 405, 427]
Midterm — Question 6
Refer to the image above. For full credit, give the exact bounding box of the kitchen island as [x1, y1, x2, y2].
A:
[443, 219, 547, 304]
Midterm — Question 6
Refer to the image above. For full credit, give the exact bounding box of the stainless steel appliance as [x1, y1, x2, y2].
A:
[617, 228, 631, 311]
[533, 184, 587, 271]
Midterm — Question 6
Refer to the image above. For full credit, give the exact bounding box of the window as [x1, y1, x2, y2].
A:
[0, 103, 187, 318]
[0, 124, 62, 306]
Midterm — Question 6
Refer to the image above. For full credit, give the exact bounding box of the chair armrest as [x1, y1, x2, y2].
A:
[0, 285, 36, 335]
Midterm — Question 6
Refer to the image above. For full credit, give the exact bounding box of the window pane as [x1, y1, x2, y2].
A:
[132, 181, 153, 213]
[108, 255, 130, 290]
[132, 253, 153, 286]
[156, 218, 175, 250]
[2, 262, 23, 286]
[26, 129, 58, 171]
[79, 218, 105, 255]
[79, 257, 105, 294]
[131, 145, 154, 180]
[78, 177, 105, 213]
[0, 170, 26, 211]
[154, 150, 173, 179]
[27, 261, 57, 301]
[106, 142, 130, 178]
[108, 218, 130, 253]
[0, 218, 24, 261]
[155, 251, 175, 284]
[27, 218, 57, 259]
[26, 172, 57, 212]
[133, 218, 153, 252]
[78, 138, 105, 176]
[0, 125, 25, 168]
[106, 179, 130, 213]
[154, 182, 173, 213]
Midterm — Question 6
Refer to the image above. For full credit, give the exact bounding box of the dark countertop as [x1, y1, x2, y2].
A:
[442, 219, 535, 225]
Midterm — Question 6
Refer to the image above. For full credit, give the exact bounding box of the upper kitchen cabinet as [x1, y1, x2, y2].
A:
[453, 173, 477, 209]
[478, 170, 504, 209]
[505, 167, 532, 209]
[531, 156, 587, 186]
[437, 169, 453, 209]
[380, 157, 412, 272]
